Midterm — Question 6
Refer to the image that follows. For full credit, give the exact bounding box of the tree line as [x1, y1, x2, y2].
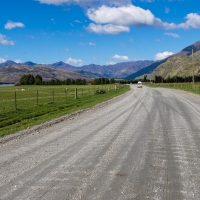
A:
[18, 74, 117, 85]
[18, 74, 87, 85]
[154, 75, 200, 83]
[92, 78, 115, 85]
[132, 75, 200, 83]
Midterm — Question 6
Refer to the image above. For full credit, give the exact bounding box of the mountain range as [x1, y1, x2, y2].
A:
[0, 40, 200, 84]
[0, 60, 154, 83]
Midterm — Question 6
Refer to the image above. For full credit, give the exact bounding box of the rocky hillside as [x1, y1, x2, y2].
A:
[125, 40, 200, 80]
[152, 51, 200, 79]
[0, 65, 92, 84]
[175, 40, 200, 56]
[125, 59, 168, 80]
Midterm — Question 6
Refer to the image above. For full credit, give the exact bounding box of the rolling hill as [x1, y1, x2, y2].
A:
[152, 51, 200, 79]
[0, 65, 92, 84]
[125, 59, 168, 80]
[125, 40, 200, 80]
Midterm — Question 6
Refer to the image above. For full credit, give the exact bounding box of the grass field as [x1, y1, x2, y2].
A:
[0, 84, 130, 137]
[145, 82, 200, 95]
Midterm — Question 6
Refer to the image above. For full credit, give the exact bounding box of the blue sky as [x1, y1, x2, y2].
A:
[0, 0, 200, 66]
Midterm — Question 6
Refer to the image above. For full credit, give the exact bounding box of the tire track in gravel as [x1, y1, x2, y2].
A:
[0, 90, 136, 176]
[1, 85, 200, 200]
[0, 86, 142, 199]
[139, 88, 200, 200]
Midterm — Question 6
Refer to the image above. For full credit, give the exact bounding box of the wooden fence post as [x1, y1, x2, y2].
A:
[36, 90, 38, 105]
[52, 90, 54, 103]
[14, 91, 17, 110]
[65, 89, 67, 101]
[75, 88, 77, 99]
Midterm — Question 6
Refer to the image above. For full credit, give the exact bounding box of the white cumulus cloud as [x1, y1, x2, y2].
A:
[165, 6, 170, 14]
[113, 54, 129, 61]
[15, 60, 22, 63]
[106, 62, 116, 65]
[37, 1, 200, 33]
[37, 0, 131, 6]
[89, 42, 96, 46]
[75, 20, 81, 23]
[164, 32, 180, 38]
[87, 23, 130, 34]
[4, 21, 25, 30]
[37, 0, 70, 5]
[86, 5, 200, 32]
[178, 13, 200, 29]
[87, 5, 176, 29]
[155, 51, 174, 61]
[140, 0, 155, 2]
[66, 57, 83, 66]
[0, 57, 7, 63]
[0, 34, 15, 46]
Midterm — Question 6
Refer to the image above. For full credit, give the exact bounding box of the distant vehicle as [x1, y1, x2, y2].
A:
[138, 81, 142, 88]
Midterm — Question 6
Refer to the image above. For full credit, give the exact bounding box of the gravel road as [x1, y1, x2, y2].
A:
[1, 85, 200, 200]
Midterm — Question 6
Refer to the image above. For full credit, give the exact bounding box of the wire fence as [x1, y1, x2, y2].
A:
[149, 82, 200, 94]
[0, 84, 123, 113]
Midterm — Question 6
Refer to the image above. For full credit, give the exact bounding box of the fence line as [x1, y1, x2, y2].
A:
[153, 83, 200, 93]
[0, 85, 120, 113]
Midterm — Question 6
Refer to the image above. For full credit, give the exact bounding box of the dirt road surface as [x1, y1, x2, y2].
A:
[1, 85, 200, 200]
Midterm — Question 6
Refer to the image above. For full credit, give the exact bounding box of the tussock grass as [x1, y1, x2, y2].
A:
[0, 84, 130, 137]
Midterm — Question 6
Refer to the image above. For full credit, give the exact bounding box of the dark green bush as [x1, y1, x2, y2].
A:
[95, 90, 105, 94]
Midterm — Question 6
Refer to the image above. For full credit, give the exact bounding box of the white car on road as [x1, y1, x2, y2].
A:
[138, 81, 142, 88]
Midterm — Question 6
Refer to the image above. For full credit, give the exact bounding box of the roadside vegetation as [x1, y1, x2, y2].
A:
[0, 84, 130, 137]
[145, 82, 200, 96]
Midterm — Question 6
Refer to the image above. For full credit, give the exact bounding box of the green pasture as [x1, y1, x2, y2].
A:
[145, 82, 200, 95]
[0, 84, 130, 137]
